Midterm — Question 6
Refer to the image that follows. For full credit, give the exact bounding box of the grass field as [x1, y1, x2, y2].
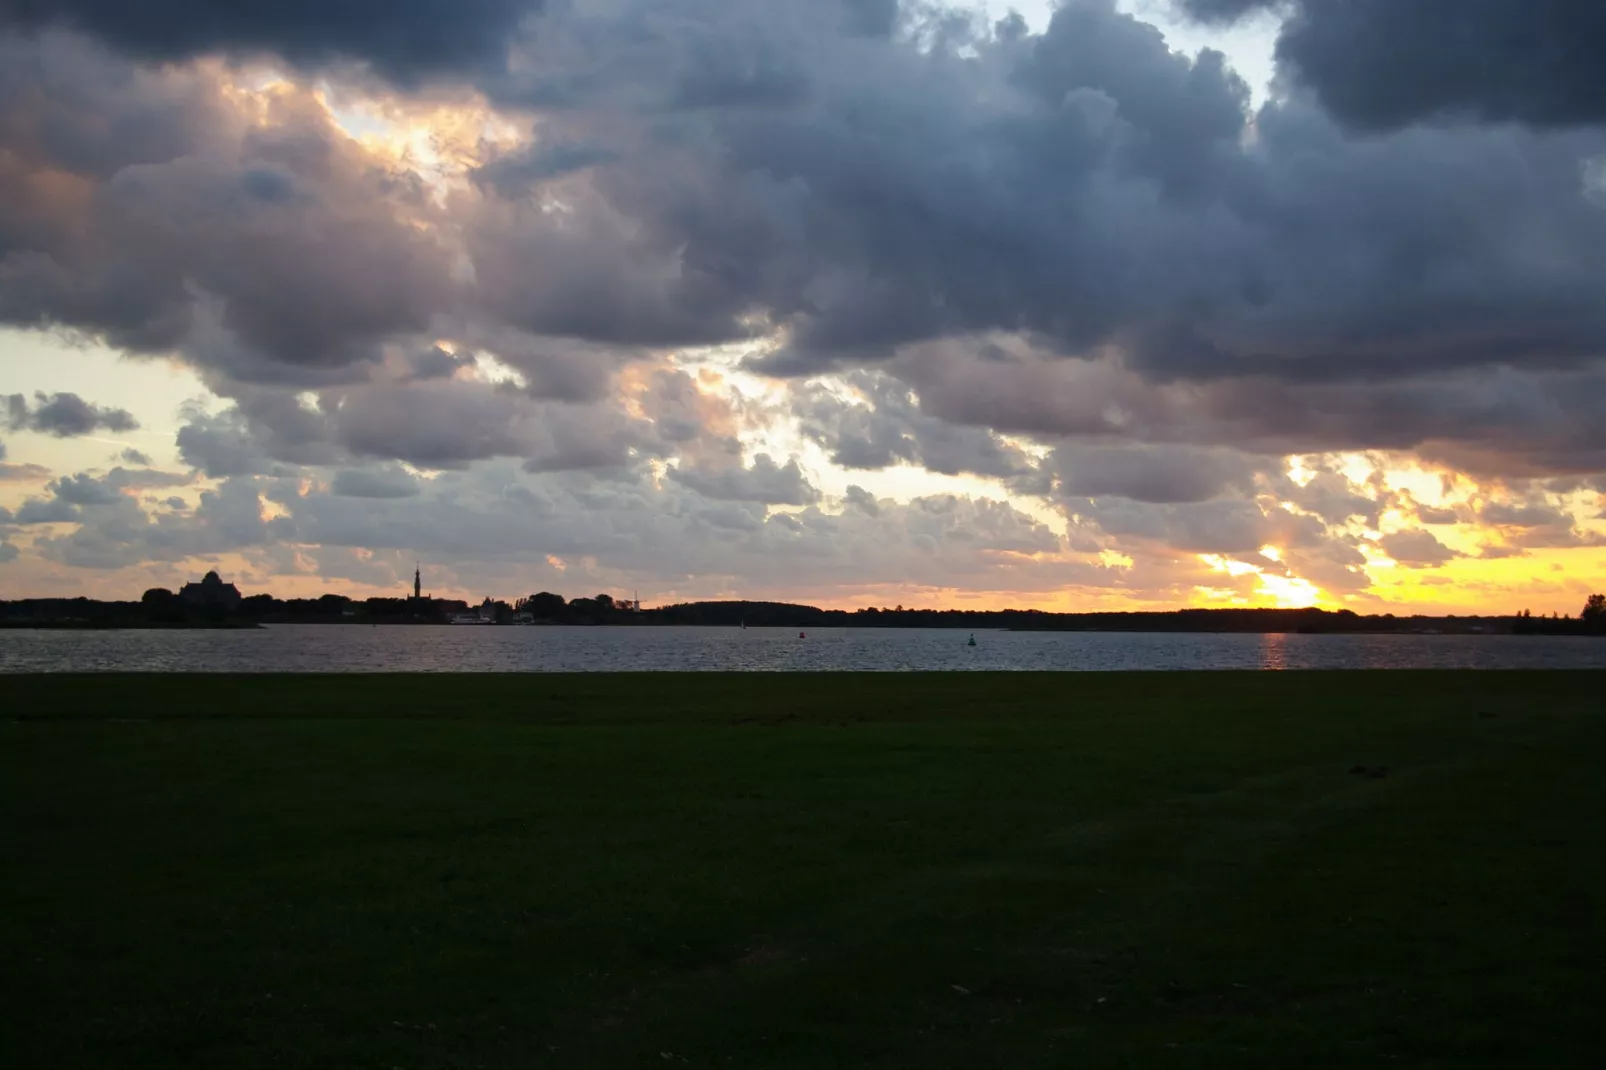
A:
[5, 672, 1605, 1069]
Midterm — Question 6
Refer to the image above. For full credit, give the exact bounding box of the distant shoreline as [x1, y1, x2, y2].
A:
[4, 596, 1600, 636]
[0, 620, 265, 631]
[0, 620, 1597, 638]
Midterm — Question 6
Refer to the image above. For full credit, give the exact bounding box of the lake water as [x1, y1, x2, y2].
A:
[1, 625, 1603, 672]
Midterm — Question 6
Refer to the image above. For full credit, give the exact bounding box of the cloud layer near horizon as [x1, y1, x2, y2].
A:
[1, 0, 1604, 609]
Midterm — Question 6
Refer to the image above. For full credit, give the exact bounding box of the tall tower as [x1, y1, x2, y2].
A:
[413, 563, 422, 601]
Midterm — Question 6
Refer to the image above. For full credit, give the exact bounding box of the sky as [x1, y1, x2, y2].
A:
[1, 0, 1604, 613]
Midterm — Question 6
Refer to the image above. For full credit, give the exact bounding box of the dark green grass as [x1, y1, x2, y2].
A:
[4, 672, 1605, 1069]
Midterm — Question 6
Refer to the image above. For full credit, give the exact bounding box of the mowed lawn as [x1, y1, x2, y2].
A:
[4, 672, 1604, 1069]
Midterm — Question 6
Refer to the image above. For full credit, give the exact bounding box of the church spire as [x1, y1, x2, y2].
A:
[413, 563, 422, 601]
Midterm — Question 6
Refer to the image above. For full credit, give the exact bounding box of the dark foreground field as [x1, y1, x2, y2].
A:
[4, 672, 1604, 1068]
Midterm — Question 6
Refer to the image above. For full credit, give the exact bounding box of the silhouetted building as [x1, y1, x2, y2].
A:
[179, 571, 242, 610]
[412, 564, 422, 601]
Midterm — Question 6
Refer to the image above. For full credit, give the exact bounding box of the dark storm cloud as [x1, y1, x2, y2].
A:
[1179, 0, 1606, 129]
[0, 34, 456, 378]
[1, 1, 542, 82]
[2, 391, 137, 436]
[10, 3, 1606, 417]
[478, 0, 1606, 399]
[7, 0, 1606, 503]
[463, 185, 757, 350]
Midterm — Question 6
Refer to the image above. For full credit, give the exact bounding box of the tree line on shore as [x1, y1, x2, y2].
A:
[2, 587, 1603, 634]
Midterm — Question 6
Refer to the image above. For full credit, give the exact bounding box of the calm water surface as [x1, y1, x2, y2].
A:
[2, 625, 1603, 672]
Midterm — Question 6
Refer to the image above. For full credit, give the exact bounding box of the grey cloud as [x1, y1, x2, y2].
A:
[794, 372, 1039, 481]
[470, 332, 620, 403]
[1475, 496, 1604, 550]
[668, 454, 820, 506]
[1283, 538, 1371, 593]
[0, 538, 16, 563]
[693, 501, 765, 533]
[176, 410, 276, 477]
[51, 472, 121, 505]
[1048, 444, 1263, 504]
[3, 1, 543, 83]
[330, 381, 617, 469]
[1180, 0, 1606, 129]
[2, 391, 137, 437]
[1075, 497, 1276, 554]
[98, 150, 453, 367]
[0, 30, 229, 182]
[1478, 501, 1572, 529]
[1415, 504, 1461, 526]
[406, 345, 476, 382]
[176, 373, 672, 477]
[119, 447, 152, 465]
[103, 465, 192, 491]
[463, 186, 755, 349]
[31, 475, 269, 569]
[99, 451, 1088, 599]
[473, 141, 619, 195]
[1281, 469, 1386, 527]
[279, 463, 1090, 595]
[27, 466, 190, 517]
[1071, 493, 1332, 559]
[842, 484, 879, 516]
[894, 344, 1606, 478]
[633, 368, 740, 453]
[14, 496, 81, 523]
[1377, 529, 1461, 568]
[331, 465, 422, 499]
